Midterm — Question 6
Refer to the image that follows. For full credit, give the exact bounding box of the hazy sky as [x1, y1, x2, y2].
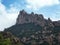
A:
[0, 0, 60, 31]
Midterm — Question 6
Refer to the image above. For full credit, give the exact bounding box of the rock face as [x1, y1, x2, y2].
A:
[16, 10, 54, 28]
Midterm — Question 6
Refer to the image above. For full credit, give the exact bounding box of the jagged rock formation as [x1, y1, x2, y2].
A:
[16, 10, 45, 26]
[16, 10, 54, 29]
[4, 10, 60, 45]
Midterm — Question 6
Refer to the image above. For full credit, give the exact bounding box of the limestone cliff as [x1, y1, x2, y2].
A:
[16, 10, 54, 28]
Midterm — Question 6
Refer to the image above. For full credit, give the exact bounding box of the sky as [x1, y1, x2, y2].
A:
[0, 0, 60, 31]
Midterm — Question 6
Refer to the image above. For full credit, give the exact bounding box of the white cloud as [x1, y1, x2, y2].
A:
[0, 0, 60, 31]
[26, 0, 60, 10]
[0, 2, 19, 31]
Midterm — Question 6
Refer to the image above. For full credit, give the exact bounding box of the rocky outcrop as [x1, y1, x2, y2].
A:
[16, 10, 54, 28]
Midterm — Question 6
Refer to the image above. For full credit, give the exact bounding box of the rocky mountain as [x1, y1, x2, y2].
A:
[4, 10, 60, 45]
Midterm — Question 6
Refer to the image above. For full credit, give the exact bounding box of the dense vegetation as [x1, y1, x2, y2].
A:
[5, 23, 42, 38]
[0, 32, 23, 45]
[4, 23, 60, 45]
